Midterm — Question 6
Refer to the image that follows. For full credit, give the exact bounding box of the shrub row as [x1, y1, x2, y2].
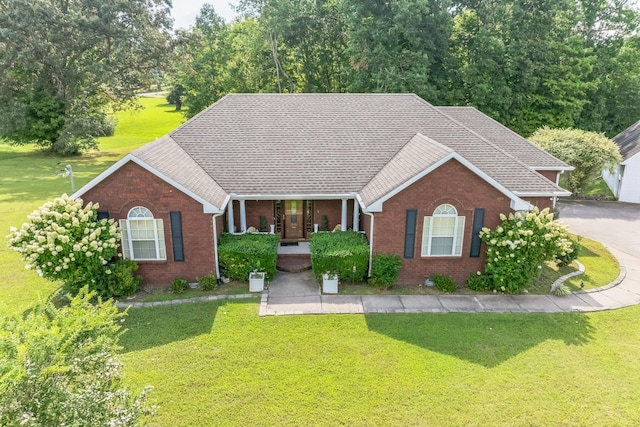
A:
[310, 231, 369, 282]
[218, 233, 279, 281]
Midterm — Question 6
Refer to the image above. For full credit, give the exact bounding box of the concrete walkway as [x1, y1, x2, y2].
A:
[258, 264, 632, 316]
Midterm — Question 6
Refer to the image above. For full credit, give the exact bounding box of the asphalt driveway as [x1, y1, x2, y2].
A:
[558, 200, 640, 260]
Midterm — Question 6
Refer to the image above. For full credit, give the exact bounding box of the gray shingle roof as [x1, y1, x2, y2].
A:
[613, 119, 640, 161]
[133, 135, 228, 208]
[360, 133, 454, 206]
[438, 106, 572, 170]
[129, 94, 568, 209]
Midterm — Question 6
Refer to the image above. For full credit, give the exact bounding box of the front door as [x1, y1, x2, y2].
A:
[284, 200, 304, 239]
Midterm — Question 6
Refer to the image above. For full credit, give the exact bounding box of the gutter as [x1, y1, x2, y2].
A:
[357, 194, 375, 278]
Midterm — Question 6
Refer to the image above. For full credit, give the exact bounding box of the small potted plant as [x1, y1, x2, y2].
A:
[249, 269, 265, 292]
[322, 271, 339, 294]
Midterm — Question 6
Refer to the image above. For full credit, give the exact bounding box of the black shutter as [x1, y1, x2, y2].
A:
[404, 209, 418, 258]
[170, 211, 185, 262]
[97, 211, 110, 220]
[469, 208, 485, 257]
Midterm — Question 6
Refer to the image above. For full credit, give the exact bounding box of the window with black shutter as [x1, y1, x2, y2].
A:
[170, 211, 185, 262]
[404, 209, 417, 258]
[469, 208, 485, 257]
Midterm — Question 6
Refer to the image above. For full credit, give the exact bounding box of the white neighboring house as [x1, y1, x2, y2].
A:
[602, 120, 640, 204]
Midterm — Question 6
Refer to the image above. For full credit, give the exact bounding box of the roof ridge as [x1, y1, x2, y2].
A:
[433, 106, 566, 192]
[437, 106, 572, 170]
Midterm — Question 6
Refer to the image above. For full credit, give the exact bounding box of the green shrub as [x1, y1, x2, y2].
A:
[218, 233, 279, 281]
[466, 271, 493, 292]
[7, 194, 124, 298]
[557, 237, 581, 266]
[0, 289, 153, 426]
[480, 207, 577, 293]
[96, 259, 140, 298]
[310, 231, 369, 282]
[369, 253, 402, 288]
[553, 284, 571, 296]
[433, 274, 457, 293]
[320, 215, 329, 231]
[197, 274, 217, 291]
[171, 278, 188, 294]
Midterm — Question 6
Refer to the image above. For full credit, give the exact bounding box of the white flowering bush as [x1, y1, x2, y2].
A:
[479, 207, 578, 293]
[7, 194, 139, 298]
[0, 288, 154, 426]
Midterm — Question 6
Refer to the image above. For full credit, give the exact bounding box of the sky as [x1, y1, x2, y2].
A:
[171, 0, 240, 29]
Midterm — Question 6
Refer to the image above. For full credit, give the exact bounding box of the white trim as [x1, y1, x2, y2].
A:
[212, 213, 223, 279]
[365, 152, 533, 213]
[363, 211, 375, 277]
[513, 191, 571, 197]
[230, 193, 356, 201]
[420, 205, 465, 257]
[70, 154, 224, 214]
[531, 166, 574, 171]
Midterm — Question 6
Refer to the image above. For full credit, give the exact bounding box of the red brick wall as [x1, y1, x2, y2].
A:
[81, 161, 216, 287]
[312, 199, 354, 231]
[536, 170, 559, 183]
[245, 200, 274, 231]
[372, 159, 512, 285]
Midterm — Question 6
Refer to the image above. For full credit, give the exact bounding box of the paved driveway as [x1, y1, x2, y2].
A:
[558, 200, 640, 259]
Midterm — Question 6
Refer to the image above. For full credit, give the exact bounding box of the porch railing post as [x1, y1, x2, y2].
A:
[227, 199, 235, 233]
[353, 198, 360, 232]
[239, 199, 247, 232]
[341, 198, 348, 232]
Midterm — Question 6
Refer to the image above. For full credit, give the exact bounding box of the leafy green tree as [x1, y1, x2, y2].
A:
[529, 127, 622, 194]
[342, 0, 454, 103]
[0, 289, 153, 426]
[0, 0, 173, 154]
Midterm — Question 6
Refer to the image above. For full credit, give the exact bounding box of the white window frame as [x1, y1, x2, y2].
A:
[421, 204, 465, 257]
[120, 206, 166, 261]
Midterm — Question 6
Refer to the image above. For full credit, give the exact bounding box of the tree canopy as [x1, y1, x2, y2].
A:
[172, 0, 640, 138]
[529, 127, 623, 194]
[0, 0, 173, 154]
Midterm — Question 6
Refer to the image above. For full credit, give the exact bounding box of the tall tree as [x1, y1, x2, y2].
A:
[0, 0, 173, 154]
[342, 0, 454, 104]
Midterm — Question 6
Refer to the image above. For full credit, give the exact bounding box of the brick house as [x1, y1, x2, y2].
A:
[73, 94, 572, 286]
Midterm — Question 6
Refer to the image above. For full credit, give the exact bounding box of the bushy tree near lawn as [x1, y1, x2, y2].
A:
[0, 289, 153, 426]
[7, 194, 140, 298]
[479, 207, 579, 293]
[528, 127, 622, 194]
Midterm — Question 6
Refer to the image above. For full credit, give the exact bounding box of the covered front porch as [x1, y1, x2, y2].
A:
[225, 195, 364, 240]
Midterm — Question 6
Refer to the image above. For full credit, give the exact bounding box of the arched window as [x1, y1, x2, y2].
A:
[421, 204, 465, 256]
[120, 207, 166, 260]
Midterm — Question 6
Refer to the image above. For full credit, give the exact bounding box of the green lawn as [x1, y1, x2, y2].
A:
[2, 100, 640, 426]
[0, 98, 184, 317]
[120, 300, 640, 426]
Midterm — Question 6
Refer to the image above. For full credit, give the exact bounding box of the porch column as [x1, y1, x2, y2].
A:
[341, 198, 348, 232]
[239, 199, 247, 232]
[353, 198, 360, 232]
[227, 199, 235, 233]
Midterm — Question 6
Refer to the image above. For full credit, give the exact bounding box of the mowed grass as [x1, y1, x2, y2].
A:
[120, 300, 640, 426]
[2, 100, 640, 426]
[0, 97, 184, 317]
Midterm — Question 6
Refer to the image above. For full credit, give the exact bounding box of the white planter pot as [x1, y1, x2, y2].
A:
[322, 274, 339, 294]
[249, 272, 265, 292]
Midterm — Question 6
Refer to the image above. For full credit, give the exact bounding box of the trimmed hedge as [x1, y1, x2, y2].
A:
[310, 231, 369, 282]
[218, 233, 279, 281]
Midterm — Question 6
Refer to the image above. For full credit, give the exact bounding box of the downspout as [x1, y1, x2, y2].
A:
[212, 213, 223, 279]
[363, 210, 374, 278]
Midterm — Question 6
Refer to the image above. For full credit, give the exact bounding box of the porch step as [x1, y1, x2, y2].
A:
[277, 254, 312, 273]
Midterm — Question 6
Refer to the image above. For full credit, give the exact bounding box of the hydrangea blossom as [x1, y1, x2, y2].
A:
[7, 194, 120, 288]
